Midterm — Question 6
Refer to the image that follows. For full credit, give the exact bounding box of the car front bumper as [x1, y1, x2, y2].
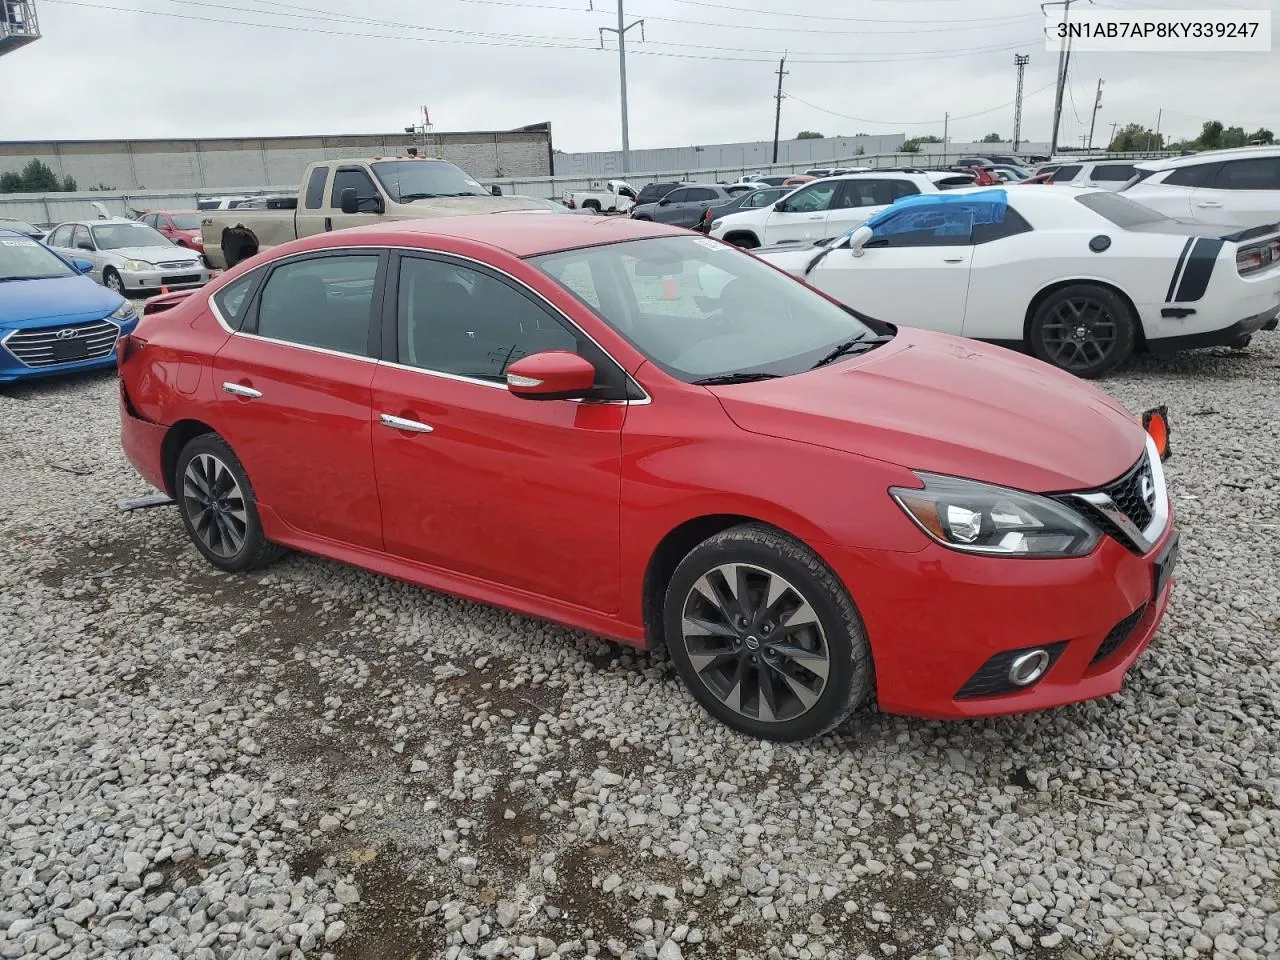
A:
[820, 512, 1178, 720]
[119, 264, 212, 292]
[0, 314, 138, 383]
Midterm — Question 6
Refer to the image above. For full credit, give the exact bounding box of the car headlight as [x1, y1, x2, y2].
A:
[890, 473, 1100, 557]
[122, 259, 154, 271]
[109, 300, 136, 321]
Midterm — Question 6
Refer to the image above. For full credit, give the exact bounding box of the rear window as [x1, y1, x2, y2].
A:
[1091, 164, 1135, 182]
[1213, 158, 1280, 191]
[1050, 164, 1082, 182]
[304, 166, 329, 210]
[1075, 191, 1172, 227]
[1164, 163, 1219, 188]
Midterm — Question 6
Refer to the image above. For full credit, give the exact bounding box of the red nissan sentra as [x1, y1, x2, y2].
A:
[117, 215, 1178, 741]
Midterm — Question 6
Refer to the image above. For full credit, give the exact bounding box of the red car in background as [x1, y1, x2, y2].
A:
[137, 210, 205, 254]
[117, 215, 1177, 741]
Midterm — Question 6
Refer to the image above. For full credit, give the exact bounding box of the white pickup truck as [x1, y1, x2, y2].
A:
[564, 180, 637, 215]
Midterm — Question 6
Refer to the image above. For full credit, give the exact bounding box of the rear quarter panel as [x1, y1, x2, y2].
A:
[962, 228, 1185, 341]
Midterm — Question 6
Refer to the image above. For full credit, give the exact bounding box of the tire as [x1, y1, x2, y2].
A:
[583, 201, 601, 213]
[724, 232, 759, 250]
[632, 215, 652, 222]
[1028, 283, 1137, 379]
[662, 523, 874, 741]
[103, 268, 127, 295]
[174, 433, 285, 573]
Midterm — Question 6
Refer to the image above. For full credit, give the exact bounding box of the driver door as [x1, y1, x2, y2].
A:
[763, 181, 842, 245]
[808, 208, 974, 334]
[328, 166, 386, 232]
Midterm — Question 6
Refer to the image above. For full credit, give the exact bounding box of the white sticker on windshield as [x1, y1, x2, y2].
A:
[692, 237, 727, 251]
[0, 238, 37, 246]
[464, 178, 483, 188]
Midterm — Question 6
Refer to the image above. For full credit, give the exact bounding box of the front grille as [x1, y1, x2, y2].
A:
[2, 319, 119, 368]
[156, 261, 198, 269]
[1091, 603, 1148, 666]
[161, 274, 201, 285]
[1054, 451, 1156, 555]
[956, 642, 1067, 699]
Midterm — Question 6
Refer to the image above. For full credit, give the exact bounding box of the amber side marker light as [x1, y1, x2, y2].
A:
[1143, 406, 1171, 461]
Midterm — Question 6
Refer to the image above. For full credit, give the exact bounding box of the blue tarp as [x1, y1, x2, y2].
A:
[863, 188, 1009, 237]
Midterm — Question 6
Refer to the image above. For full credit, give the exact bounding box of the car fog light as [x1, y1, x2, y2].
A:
[1008, 649, 1051, 687]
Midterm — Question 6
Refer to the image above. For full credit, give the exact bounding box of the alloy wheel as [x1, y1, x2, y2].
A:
[105, 273, 124, 293]
[1039, 296, 1118, 372]
[182, 453, 248, 559]
[680, 563, 830, 724]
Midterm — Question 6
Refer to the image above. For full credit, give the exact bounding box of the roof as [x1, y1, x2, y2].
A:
[348, 212, 689, 257]
[1138, 145, 1280, 170]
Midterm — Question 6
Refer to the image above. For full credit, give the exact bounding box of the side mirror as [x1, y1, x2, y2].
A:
[490, 185, 503, 196]
[849, 225, 874, 258]
[506, 351, 596, 401]
[339, 187, 359, 214]
[773, 200, 788, 212]
[659, 197, 671, 206]
[73, 258, 94, 274]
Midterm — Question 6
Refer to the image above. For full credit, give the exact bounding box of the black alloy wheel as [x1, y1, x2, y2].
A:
[1029, 283, 1137, 378]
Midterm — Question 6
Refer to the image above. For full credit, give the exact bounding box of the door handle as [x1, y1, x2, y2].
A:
[222, 382, 262, 399]
[807, 215, 824, 220]
[379, 413, 434, 434]
[1196, 201, 1222, 208]
[943, 258, 964, 263]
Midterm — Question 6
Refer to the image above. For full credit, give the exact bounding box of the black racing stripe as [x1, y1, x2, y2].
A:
[1165, 237, 1193, 303]
[1174, 238, 1224, 303]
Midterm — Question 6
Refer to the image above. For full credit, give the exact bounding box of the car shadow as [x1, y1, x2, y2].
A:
[0, 366, 118, 399]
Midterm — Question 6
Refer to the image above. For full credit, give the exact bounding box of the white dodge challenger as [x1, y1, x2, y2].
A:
[750, 187, 1280, 377]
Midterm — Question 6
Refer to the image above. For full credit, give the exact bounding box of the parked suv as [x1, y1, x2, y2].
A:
[1036, 160, 1140, 192]
[629, 183, 739, 228]
[635, 181, 688, 206]
[1121, 146, 1280, 228]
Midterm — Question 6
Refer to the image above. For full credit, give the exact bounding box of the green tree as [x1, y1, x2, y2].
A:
[796, 130, 824, 140]
[0, 159, 79, 194]
[1108, 123, 1163, 152]
[1197, 120, 1224, 150]
[1247, 127, 1275, 145]
[981, 133, 1003, 143]
[900, 135, 943, 153]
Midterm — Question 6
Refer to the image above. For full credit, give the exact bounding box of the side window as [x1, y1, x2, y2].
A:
[1091, 164, 1135, 182]
[890, 180, 921, 200]
[663, 189, 690, 204]
[971, 207, 1033, 244]
[1164, 163, 1218, 188]
[330, 168, 379, 207]
[687, 188, 717, 202]
[304, 166, 329, 209]
[254, 255, 380, 356]
[784, 182, 839, 213]
[211, 272, 260, 330]
[71, 225, 93, 250]
[870, 203, 990, 247]
[1213, 158, 1280, 191]
[1050, 164, 1081, 182]
[47, 226, 71, 247]
[835, 180, 894, 209]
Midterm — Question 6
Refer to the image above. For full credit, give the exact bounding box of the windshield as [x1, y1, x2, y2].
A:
[531, 235, 885, 382]
[1075, 191, 1173, 227]
[0, 219, 40, 235]
[0, 236, 75, 281]
[170, 214, 202, 230]
[371, 160, 489, 201]
[92, 222, 170, 250]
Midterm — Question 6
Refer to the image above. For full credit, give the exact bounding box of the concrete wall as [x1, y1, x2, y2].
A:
[0, 128, 554, 191]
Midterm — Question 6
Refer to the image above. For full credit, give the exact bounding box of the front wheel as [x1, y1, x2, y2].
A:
[174, 433, 285, 573]
[723, 233, 759, 250]
[103, 269, 126, 295]
[663, 524, 874, 741]
[1028, 284, 1137, 378]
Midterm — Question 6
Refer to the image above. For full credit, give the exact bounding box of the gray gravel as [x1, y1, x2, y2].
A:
[1, 338, 1278, 960]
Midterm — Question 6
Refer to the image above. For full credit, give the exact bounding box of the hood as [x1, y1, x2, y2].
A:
[0, 275, 125, 326]
[711, 328, 1144, 493]
[396, 196, 551, 215]
[107, 245, 201, 263]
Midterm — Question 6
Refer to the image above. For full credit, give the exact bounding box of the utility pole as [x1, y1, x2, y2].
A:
[1109, 121, 1119, 150]
[942, 112, 949, 164]
[599, 1, 644, 174]
[1048, 0, 1075, 157]
[772, 54, 788, 164]
[1012, 54, 1030, 152]
[1154, 108, 1162, 151]
[1087, 78, 1103, 151]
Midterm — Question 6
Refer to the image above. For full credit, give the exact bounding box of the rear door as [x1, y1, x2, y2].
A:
[674, 187, 719, 227]
[763, 180, 842, 244]
[654, 188, 693, 224]
[210, 250, 387, 550]
[295, 165, 332, 238]
[826, 178, 921, 235]
[369, 252, 627, 612]
[1192, 157, 1280, 228]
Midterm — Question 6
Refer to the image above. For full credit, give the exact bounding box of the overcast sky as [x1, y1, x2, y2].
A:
[4, 0, 1278, 150]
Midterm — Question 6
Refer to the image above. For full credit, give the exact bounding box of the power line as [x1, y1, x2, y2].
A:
[665, 0, 1039, 26]
[781, 81, 1056, 128]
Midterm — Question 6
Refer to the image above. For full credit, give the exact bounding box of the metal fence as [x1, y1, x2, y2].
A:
[0, 151, 1185, 228]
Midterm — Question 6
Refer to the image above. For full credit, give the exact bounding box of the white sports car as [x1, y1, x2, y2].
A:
[751, 188, 1280, 377]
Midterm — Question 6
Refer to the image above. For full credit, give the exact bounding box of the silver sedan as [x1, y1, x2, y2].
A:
[43, 219, 212, 295]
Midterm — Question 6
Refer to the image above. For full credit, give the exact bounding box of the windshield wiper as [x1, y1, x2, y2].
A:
[691, 372, 782, 386]
[811, 334, 894, 369]
[397, 192, 443, 201]
[0, 275, 55, 283]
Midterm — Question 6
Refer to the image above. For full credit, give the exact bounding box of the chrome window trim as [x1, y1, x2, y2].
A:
[207, 244, 652, 406]
[1070, 436, 1170, 554]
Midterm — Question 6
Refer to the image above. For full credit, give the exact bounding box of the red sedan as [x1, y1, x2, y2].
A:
[138, 210, 205, 253]
[117, 215, 1178, 741]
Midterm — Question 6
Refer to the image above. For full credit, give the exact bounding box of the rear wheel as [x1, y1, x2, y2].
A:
[1028, 283, 1136, 378]
[662, 524, 873, 741]
[583, 200, 601, 213]
[723, 232, 759, 250]
[174, 433, 285, 573]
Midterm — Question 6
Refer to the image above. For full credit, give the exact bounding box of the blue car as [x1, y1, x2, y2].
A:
[0, 229, 139, 383]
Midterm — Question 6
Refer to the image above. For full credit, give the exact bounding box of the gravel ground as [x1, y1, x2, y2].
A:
[1, 339, 1278, 960]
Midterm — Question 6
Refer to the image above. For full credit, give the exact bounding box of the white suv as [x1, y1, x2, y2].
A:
[1037, 159, 1140, 191]
[708, 172, 973, 248]
[1121, 146, 1280, 228]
